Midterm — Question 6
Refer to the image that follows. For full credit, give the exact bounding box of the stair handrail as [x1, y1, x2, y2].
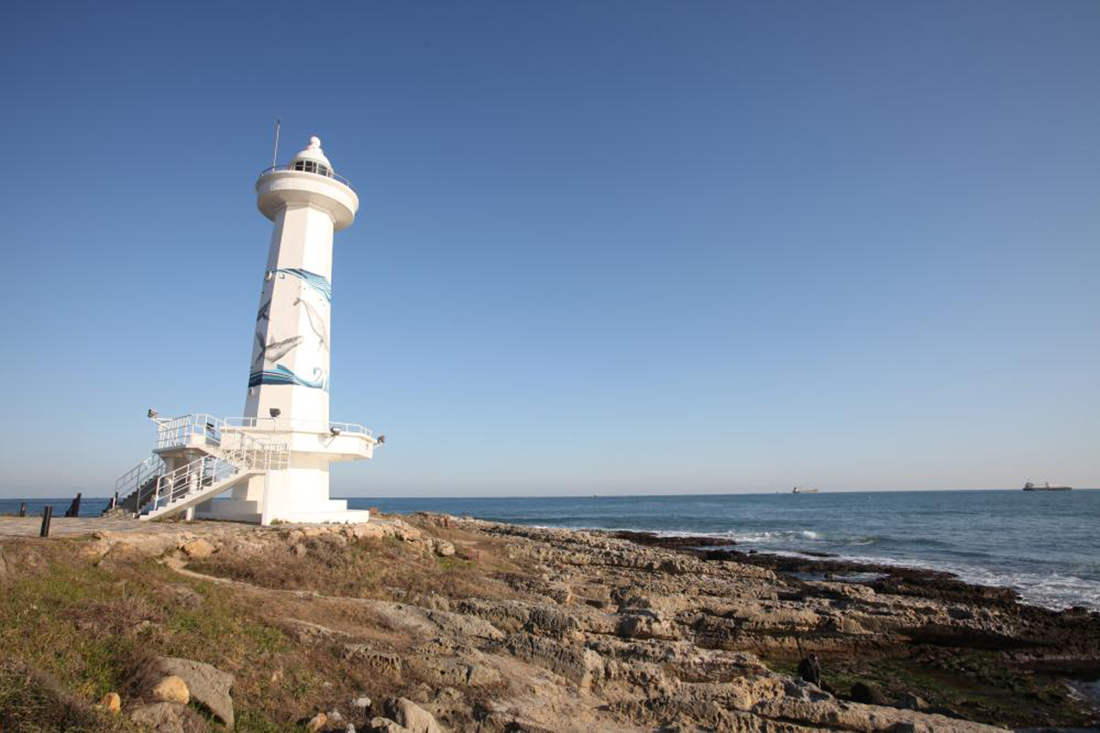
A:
[147, 454, 237, 515]
[126, 414, 292, 518]
[144, 441, 289, 517]
[115, 454, 167, 497]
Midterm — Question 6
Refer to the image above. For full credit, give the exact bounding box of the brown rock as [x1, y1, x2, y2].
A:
[370, 717, 411, 733]
[383, 697, 445, 733]
[129, 701, 207, 733]
[98, 691, 121, 713]
[180, 538, 215, 559]
[431, 538, 456, 557]
[151, 675, 190, 704]
[152, 657, 235, 727]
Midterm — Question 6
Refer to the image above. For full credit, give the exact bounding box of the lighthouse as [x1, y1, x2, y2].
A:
[246, 136, 352, 424]
[114, 136, 378, 525]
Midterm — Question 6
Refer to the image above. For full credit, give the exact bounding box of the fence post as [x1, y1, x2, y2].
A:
[65, 492, 82, 518]
[39, 506, 53, 537]
[18, 502, 26, 517]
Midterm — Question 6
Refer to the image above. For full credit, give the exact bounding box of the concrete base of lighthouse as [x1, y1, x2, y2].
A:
[195, 423, 376, 525]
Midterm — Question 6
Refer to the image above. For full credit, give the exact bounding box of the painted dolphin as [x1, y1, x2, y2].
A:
[253, 333, 304, 366]
[294, 296, 329, 352]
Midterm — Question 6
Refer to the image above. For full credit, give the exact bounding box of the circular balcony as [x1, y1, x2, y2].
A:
[259, 163, 354, 191]
[256, 164, 359, 230]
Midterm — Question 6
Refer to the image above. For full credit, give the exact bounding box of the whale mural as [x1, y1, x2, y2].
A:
[294, 296, 329, 352]
[253, 333, 304, 367]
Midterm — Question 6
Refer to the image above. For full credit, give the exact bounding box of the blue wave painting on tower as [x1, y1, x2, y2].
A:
[248, 364, 329, 391]
[275, 268, 332, 302]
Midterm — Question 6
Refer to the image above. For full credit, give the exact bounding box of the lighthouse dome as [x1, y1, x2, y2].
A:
[290, 136, 334, 176]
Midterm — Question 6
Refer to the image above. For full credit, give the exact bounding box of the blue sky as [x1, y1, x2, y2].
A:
[1, 1, 1097, 498]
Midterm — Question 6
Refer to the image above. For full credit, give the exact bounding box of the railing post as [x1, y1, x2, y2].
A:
[19, 502, 27, 517]
[39, 506, 53, 537]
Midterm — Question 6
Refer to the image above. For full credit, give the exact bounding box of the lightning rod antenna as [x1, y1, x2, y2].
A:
[272, 118, 281, 168]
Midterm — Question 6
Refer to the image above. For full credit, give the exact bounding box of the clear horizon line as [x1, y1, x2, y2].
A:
[5, 486, 1098, 502]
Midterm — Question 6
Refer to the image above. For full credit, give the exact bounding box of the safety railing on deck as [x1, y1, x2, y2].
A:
[222, 416, 374, 439]
[258, 164, 354, 190]
[155, 413, 223, 450]
[156, 414, 300, 450]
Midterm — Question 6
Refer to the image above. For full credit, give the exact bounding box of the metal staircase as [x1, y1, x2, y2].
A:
[115, 454, 167, 514]
[114, 414, 289, 521]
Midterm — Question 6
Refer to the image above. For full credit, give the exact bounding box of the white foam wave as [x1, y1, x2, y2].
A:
[562, 525, 876, 546]
[548, 523, 1099, 611]
[784, 551, 1100, 612]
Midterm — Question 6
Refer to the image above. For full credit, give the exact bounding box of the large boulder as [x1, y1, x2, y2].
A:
[851, 681, 888, 705]
[383, 697, 445, 733]
[430, 538, 456, 557]
[146, 657, 234, 727]
[129, 701, 208, 733]
[180, 538, 215, 560]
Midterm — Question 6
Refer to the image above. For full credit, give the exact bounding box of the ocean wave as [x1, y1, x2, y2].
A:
[525, 521, 1099, 611]
[783, 550, 1100, 612]
[562, 525, 884, 547]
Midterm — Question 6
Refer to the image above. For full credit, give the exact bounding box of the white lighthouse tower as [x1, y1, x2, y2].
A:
[114, 136, 378, 525]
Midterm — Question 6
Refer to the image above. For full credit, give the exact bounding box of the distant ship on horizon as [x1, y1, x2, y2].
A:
[1023, 482, 1072, 492]
[791, 486, 819, 494]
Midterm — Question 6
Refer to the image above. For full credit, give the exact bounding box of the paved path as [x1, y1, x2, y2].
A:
[0, 517, 266, 539]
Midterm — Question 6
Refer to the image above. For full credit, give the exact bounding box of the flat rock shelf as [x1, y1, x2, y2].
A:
[0, 513, 1097, 731]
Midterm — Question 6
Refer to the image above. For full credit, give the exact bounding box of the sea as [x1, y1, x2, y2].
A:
[4, 489, 1098, 613]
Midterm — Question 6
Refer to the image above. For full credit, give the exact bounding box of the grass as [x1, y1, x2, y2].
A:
[189, 530, 518, 604]
[0, 661, 132, 733]
[0, 539, 350, 731]
[0, 522, 522, 732]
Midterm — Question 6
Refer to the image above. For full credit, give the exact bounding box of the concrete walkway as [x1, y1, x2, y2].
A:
[0, 517, 266, 539]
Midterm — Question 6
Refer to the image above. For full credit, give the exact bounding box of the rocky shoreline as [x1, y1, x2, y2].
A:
[1, 513, 1098, 731]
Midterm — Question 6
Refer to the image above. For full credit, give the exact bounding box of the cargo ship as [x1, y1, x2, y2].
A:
[1023, 482, 1072, 491]
[792, 487, 819, 494]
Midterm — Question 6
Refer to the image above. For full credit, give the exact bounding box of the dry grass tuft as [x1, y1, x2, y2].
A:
[190, 533, 521, 604]
[0, 528, 529, 731]
[0, 660, 128, 733]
